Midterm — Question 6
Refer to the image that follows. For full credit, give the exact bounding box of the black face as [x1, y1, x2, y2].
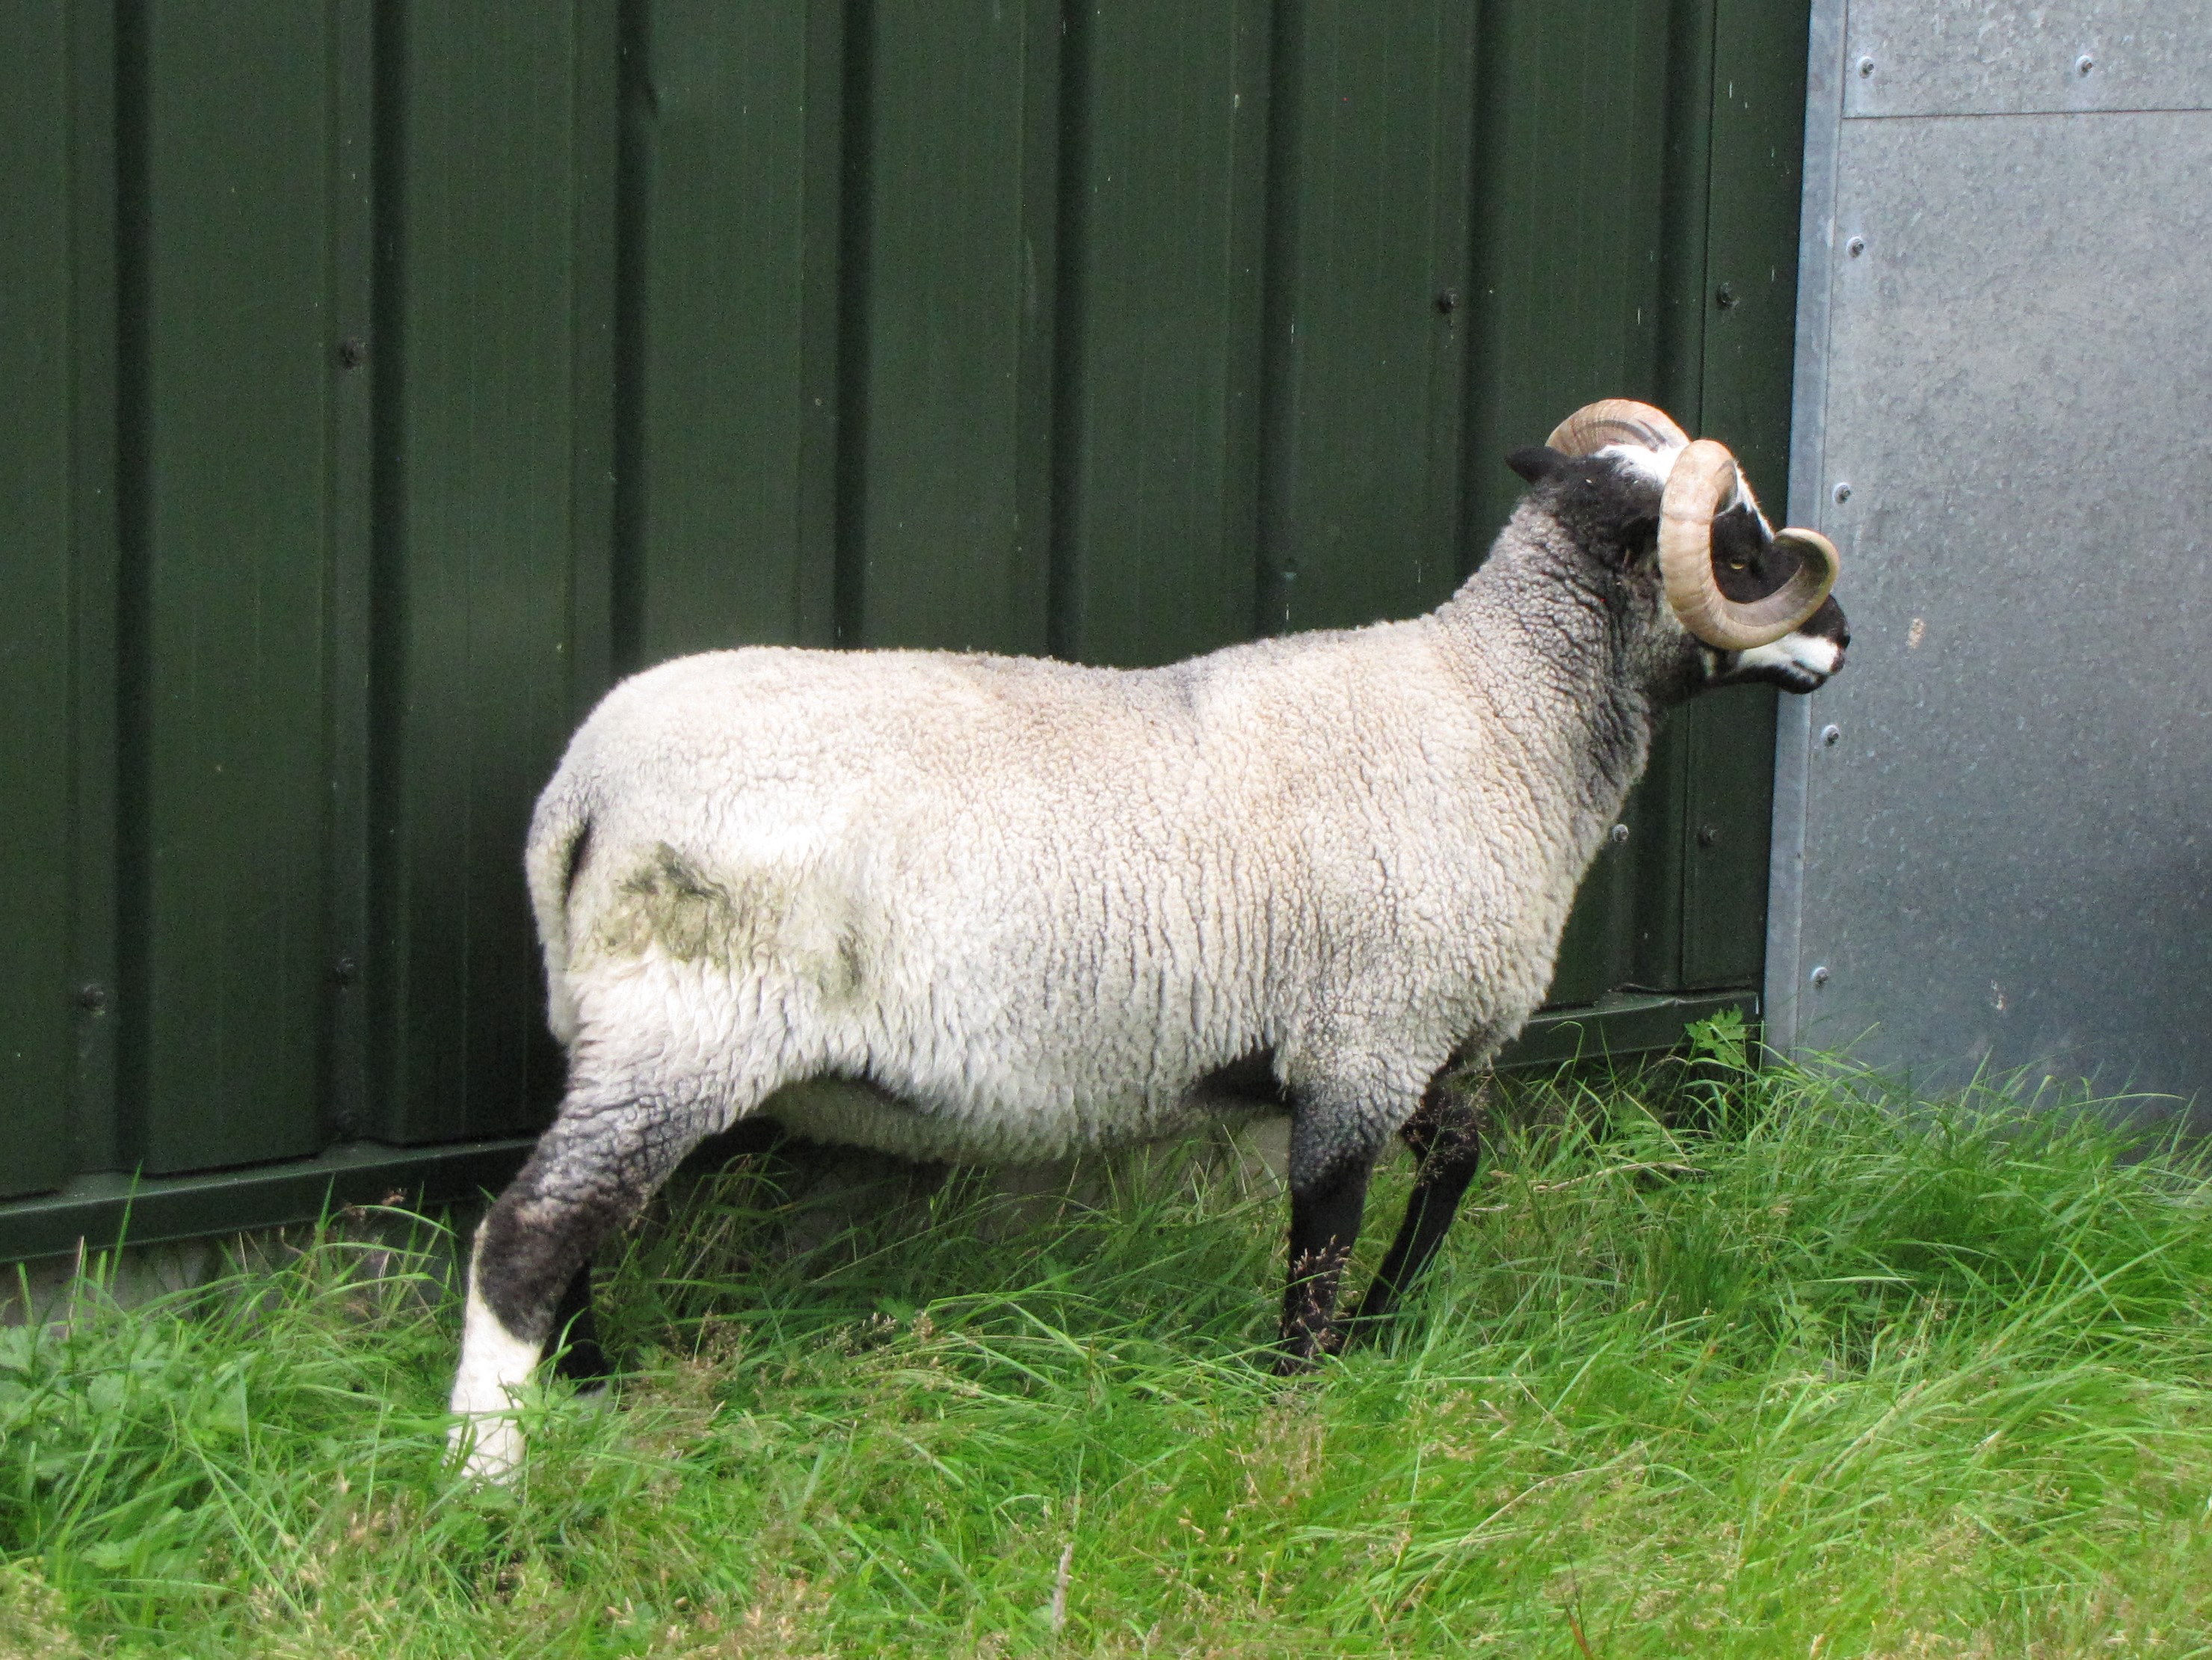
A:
[1701, 501, 1851, 691]
[1505, 444, 1849, 698]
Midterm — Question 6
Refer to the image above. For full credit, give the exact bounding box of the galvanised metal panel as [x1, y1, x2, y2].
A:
[6, 0, 1813, 1250]
[1845, 1, 2208, 118]
[372, 1, 619, 1145]
[1775, 2, 2212, 1103]
[0, 0, 76, 1198]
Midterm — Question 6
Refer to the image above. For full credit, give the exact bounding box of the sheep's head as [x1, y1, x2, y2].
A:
[1506, 399, 1848, 698]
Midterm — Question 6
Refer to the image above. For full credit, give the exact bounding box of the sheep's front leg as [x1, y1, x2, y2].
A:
[1275, 1076, 1403, 1369]
[1346, 1072, 1484, 1335]
[1277, 1157, 1374, 1368]
[449, 1092, 715, 1479]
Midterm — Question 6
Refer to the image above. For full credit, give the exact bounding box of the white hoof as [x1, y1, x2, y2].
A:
[449, 1412, 525, 1483]
[448, 1279, 543, 1484]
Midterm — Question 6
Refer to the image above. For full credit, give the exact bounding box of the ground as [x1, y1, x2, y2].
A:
[4, 1021, 2211, 1657]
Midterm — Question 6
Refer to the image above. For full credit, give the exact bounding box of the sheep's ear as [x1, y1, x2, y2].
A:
[1506, 445, 1566, 486]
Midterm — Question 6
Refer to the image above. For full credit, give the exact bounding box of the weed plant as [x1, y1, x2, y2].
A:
[4, 1024, 2211, 1656]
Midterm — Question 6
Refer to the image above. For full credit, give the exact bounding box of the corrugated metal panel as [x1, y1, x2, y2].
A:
[1, 0, 1808, 1240]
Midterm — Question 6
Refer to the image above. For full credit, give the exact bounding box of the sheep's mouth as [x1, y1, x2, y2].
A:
[1724, 630, 1846, 692]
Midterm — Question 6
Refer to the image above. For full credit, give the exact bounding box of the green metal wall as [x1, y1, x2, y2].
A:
[0, 0, 1810, 1250]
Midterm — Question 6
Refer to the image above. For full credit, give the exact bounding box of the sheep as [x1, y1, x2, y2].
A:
[448, 399, 1848, 1478]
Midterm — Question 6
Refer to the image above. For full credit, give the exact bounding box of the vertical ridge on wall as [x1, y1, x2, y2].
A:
[65, 0, 124, 1181]
[831, 0, 875, 652]
[1257, 0, 1476, 636]
[133, 0, 345, 1175]
[615, 0, 845, 671]
[373, 0, 619, 1144]
[324, 0, 377, 1142]
[0, 0, 77, 1196]
[112, 0, 150, 1173]
[845, 0, 1062, 655]
[1049, 0, 1272, 668]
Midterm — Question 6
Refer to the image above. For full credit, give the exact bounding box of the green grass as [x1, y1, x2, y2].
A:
[7, 1028, 2212, 1657]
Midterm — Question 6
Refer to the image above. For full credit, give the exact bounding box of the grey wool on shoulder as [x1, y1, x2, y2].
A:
[447, 400, 1849, 1480]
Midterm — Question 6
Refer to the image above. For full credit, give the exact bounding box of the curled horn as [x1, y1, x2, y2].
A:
[1545, 399, 1690, 457]
[1658, 440, 1840, 651]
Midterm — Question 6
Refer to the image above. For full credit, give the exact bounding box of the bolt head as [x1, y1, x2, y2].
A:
[76, 983, 109, 1014]
[337, 337, 369, 370]
[1433, 288, 1459, 316]
[1609, 823, 1630, 846]
[1832, 482, 1852, 505]
[2076, 54, 2094, 76]
[1820, 724, 1843, 748]
[1810, 965, 1832, 989]
[1846, 236, 1867, 258]
[1857, 55, 1875, 78]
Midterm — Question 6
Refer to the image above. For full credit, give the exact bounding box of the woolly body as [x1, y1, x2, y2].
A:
[532, 503, 1651, 1184]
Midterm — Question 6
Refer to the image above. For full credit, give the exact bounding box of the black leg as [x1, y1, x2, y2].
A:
[548, 1261, 611, 1390]
[1346, 1075, 1484, 1335]
[452, 1092, 725, 1475]
[1275, 1157, 1373, 1371]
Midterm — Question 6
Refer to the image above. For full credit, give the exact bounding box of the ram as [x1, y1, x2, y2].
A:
[449, 399, 1847, 1477]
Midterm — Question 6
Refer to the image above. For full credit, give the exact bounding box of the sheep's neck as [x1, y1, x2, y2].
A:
[1432, 538, 1663, 880]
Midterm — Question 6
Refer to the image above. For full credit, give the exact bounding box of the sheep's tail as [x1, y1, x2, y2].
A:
[524, 769, 594, 1050]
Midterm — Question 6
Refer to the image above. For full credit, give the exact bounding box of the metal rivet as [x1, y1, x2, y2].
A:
[1846, 236, 1866, 258]
[1857, 55, 1875, 78]
[337, 337, 369, 369]
[2076, 54, 2094, 76]
[1820, 724, 1843, 748]
[1810, 965, 1832, 988]
[332, 956, 360, 988]
[1696, 824, 1718, 849]
[77, 983, 110, 1014]
[1832, 482, 1852, 505]
[1609, 823, 1630, 845]
[1433, 288, 1458, 316]
[1714, 283, 1737, 310]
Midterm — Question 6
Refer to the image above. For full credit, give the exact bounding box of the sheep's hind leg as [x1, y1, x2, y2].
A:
[1344, 1072, 1485, 1338]
[449, 1090, 722, 1478]
[547, 1262, 610, 1391]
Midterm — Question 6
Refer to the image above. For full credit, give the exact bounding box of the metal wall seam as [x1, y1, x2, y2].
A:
[324, 0, 378, 1143]
[67, 0, 122, 1177]
[1763, 0, 1846, 1058]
